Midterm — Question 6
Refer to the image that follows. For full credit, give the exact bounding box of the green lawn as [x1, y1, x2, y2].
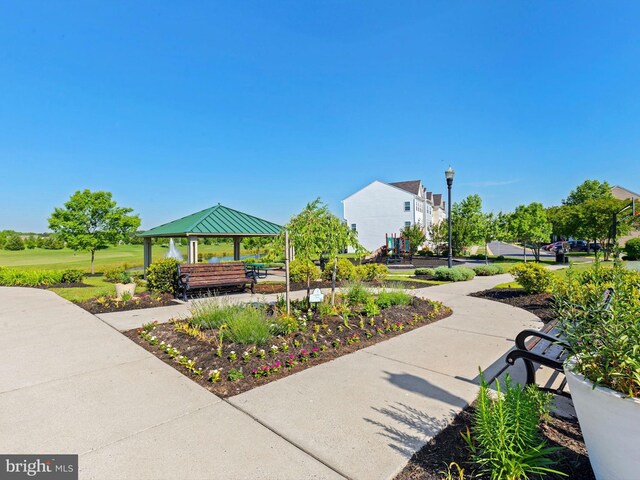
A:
[494, 261, 600, 289]
[0, 243, 251, 272]
[49, 275, 146, 302]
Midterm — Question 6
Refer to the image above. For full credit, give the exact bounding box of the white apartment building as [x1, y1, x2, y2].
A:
[342, 179, 445, 252]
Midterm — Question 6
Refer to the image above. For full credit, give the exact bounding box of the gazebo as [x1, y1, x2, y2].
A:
[138, 204, 282, 273]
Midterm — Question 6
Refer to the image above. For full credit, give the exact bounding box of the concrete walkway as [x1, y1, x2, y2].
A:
[0, 274, 542, 480]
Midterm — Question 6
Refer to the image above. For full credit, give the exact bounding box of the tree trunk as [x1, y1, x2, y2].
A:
[91, 250, 95, 275]
[331, 257, 337, 305]
[485, 240, 489, 264]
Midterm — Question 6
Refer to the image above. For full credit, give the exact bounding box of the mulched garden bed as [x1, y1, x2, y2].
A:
[470, 288, 556, 323]
[43, 282, 92, 289]
[125, 296, 451, 398]
[394, 288, 594, 479]
[253, 279, 434, 294]
[77, 293, 179, 314]
[395, 404, 595, 480]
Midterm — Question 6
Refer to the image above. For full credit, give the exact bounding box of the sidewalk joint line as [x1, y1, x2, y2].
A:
[223, 399, 351, 480]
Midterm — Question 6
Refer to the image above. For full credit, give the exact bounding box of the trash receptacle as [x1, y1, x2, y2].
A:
[555, 252, 565, 264]
[564, 256, 570, 264]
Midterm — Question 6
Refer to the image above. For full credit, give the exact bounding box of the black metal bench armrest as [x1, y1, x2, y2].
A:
[178, 273, 190, 287]
[245, 270, 257, 281]
[506, 347, 567, 370]
[515, 329, 569, 351]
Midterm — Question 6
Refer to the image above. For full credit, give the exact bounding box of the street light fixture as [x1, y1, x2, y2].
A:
[445, 166, 455, 268]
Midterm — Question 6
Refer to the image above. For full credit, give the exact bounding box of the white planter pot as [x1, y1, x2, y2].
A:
[564, 359, 640, 480]
[115, 283, 136, 299]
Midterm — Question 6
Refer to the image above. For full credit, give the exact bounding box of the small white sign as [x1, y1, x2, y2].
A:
[309, 288, 324, 303]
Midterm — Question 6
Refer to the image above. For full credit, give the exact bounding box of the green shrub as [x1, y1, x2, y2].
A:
[355, 263, 389, 281]
[226, 306, 272, 345]
[625, 238, 640, 260]
[414, 268, 435, 277]
[469, 253, 485, 260]
[434, 266, 476, 282]
[363, 297, 380, 317]
[554, 262, 640, 396]
[146, 258, 179, 294]
[104, 267, 125, 283]
[190, 302, 242, 329]
[465, 374, 561, 479]
[60, 269, 84, 284]
[190, 301, 272, 345]
[344, 281, 372, 305]
[4, 235, 25, 251]
[0, 268, 65, 287]
[289, 258, 321, 283]
[472, 265, 505, 276]
[322, 258, 357, 281]
[37, 235, 65, 250]
[375, 290, 412, 309]
[511, 262, 553, 294]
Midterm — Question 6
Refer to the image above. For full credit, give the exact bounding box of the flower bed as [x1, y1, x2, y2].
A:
[126, 291, 451, 398]
[77, 292, 178, 314]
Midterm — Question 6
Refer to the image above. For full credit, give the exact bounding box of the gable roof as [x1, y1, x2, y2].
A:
[433, 194, 443, 207]
[611, 185, 640, 199]
[139, 204, 282, 237]
[389, 180, 422, 195]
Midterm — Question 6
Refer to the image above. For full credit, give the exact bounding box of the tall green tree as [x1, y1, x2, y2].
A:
[507, 203, 552, 262]
[284, 198, 363, 301]
[546, 205, 579, 240]
[574, 198, 631, 260]
[563, 179, 613, 206]
[48, 190, 141, 274]
[324, 214, 364, 303]
[451, 194, 485, 255]
[427, 221, 448, 256]
[400, 223, 427, 259]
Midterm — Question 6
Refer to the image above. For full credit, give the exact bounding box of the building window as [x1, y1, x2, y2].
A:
[351, 224, 357, 231]
[404, 201, 410, 211]
[405, 221, 411, 228]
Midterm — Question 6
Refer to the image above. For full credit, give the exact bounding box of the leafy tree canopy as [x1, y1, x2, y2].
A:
[507, 202, 552, 261]
[451, 194, 485, 255]
[563, 179, 613, 206]
[48, 190, 141, 273]
[400, 223, 427, 257]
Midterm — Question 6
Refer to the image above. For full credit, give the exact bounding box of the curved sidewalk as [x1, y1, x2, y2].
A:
[0, 274, 541, 480]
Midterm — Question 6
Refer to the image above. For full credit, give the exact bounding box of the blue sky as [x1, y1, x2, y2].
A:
[1, 1, 639, 232]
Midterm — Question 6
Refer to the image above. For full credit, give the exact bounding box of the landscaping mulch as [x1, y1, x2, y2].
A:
[77, 293, 179, 314]
[44, 282, 91, 289]
[253, 279, 434, 295]
[125, 296, 451, 398]
[470, 288, 556, 323]
[394, 404, 595, 480]
[395, 288, 594, 479]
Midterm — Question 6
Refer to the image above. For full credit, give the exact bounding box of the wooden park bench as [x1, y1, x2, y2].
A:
[177, 262, 257, 301]
[505, 288, 613, 398]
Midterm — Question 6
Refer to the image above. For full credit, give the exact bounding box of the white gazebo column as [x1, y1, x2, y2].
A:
[233, 237, 241, 261]
[187, 237, 199, 264]
[143, 237, 153, 279]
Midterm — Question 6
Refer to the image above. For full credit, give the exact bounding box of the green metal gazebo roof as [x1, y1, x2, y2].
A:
[139, 204, 282, 237]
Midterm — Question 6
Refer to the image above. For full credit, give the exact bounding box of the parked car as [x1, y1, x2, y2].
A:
[569, 240, 589, 252]
[589, 242, 602, 252]
[544, 241, 565, 251]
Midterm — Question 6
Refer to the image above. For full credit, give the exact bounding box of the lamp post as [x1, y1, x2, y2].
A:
[445, 166, 455, 268]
